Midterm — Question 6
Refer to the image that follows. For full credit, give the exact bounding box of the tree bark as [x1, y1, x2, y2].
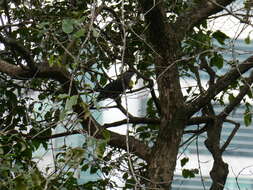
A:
[209, 160, 229, 190]
[205, 119, 229, 190]
[137, 1, 187, 189]
[148, 127, 184, 189]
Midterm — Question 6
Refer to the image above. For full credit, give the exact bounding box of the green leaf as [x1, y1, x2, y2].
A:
[49, 54, 55, 66]
[37, 21, 50, 29]
[59, 110, 67, 120]
[20, 141, 27, 152]
[31, 168, 43, 187]
[136, 126, 146, 133]
[244, 111, 252, 126]
[212, 30, 229, 45]
[125, 178, 135, 188]
[102, 130, 111, 142]
[14, 175, 28, 190]
[62, 19, 74, 34]
[245, 35, 251, 44]
[244, 103, 252, 127]
[90, 165, 98, 174]
[201, 20, 207, 29]
[228, 94, 235, 103]
[57, 93, 69, 99]
[65, 147, 85, 168]
[139, 132, 151, 139]
[100, 75, 108, 86]
[65, 95, 78, 110]
[146, 98, 157, 118]
[92, 27, 99, 38]
[96, 140, 106, 158]
[182, 169, 199, 178]
[122, 172, 128, 180]
[74, 28, 85, 38]
[180, 157, 189, 167]
[210, 53, 223, 69]
[0, 145, 3, 155]
[247, 89, 253, 98]
[82, 164, 89, 171]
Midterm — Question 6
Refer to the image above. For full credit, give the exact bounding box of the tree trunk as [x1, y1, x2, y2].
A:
[146, 57, 187, 189]
[209, 160, 228, 190]
[147, 127, 184, 189]
[138, 1, 187, 189]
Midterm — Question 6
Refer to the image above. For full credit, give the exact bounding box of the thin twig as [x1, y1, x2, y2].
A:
[220, 119, 240, 153]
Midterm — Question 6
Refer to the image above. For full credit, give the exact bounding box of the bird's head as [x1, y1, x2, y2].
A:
[122, 71, 135, 79]
[122, 71, 135, 89]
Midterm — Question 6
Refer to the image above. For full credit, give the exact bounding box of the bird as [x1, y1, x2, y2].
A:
[96, 71, 135, 102]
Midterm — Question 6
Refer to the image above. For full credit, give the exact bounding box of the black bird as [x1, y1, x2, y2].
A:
[97, 71, 135, 102]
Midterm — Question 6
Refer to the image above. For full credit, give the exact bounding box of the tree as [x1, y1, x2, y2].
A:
[0, 0, 253, 189]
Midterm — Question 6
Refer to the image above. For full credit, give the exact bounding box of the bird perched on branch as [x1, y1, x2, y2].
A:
[97, 71, 135, 102]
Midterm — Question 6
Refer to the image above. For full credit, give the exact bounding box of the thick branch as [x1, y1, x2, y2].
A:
[137, 0, 172, 53]
[0, 59, 69, 81]
[0, 35, 36, 71]
[187, 116, 213, 126]
[175, 0, 235, 34]
[0, 59, 30, 78]
[0, 59, 75, 93]
[218, 71, 253, 119]
[108, 132, 151, 160]
[187, 55, 253, 116]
